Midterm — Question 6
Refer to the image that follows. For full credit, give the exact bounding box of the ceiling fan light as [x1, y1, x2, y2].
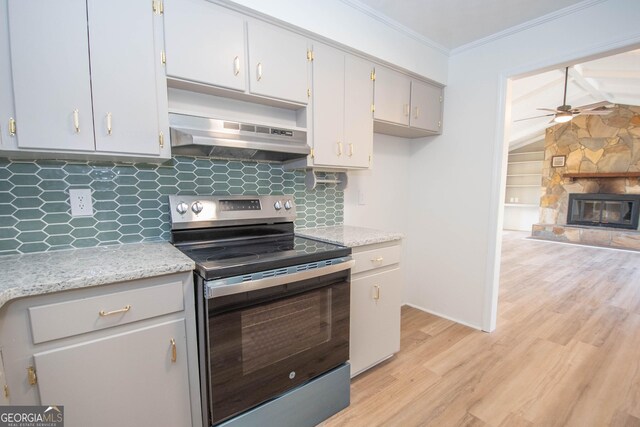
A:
[554, 112, 573, 123]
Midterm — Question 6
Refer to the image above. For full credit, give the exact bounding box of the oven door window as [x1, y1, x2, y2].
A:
[207, 274, 349, 425]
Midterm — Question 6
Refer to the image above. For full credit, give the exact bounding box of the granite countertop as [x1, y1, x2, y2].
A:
[0, 242, 194, 309]
[297, 225, 403, 247]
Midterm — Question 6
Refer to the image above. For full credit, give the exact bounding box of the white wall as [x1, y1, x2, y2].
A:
[406, 0, 640, 330]
[226, 0, 448, 84]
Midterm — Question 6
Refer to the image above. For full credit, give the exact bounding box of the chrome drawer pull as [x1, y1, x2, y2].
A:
[99, 304, 131, 317]
[371, 256, 384, 263]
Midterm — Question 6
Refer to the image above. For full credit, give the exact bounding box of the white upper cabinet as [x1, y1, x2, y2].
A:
[2, 0, 169, 161]
[88, 0, 161, 156]
[247, 20, 309, 105]
[373, 65, 411, 126]
[373, 65, 444, 138]
[410, 79, 443, 133]
[163, 0, 245, 92]
[311, 43, 373, 169]
[8, 0, 94, 152]
[312, 43, 345, 167]
[344, 54, 374, 168]
[162, 4, 309, 106]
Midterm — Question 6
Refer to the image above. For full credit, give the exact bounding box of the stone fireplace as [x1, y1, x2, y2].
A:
[531, 104, 640, 250]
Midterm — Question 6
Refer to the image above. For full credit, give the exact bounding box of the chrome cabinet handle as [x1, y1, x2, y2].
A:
[73, 109, 80, 133]
[414, 106, 420, 119]
[170, 338, 177, 363]
[373, 285, 380, 301]
[256, 62, 262, 81]
[106, 112, 112, 135]
[99, 304, 131, 317]
[371, 256, 384, 263]
[348, 143, 353, 158]
[337, 141, 343, 156]
[233, 56, 240, 76]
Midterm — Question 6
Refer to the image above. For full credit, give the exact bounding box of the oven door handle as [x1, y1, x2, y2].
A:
[206, 258, 355, 298]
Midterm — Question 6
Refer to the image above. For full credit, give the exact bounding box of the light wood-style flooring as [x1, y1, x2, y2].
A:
[322, 231, 640, 427]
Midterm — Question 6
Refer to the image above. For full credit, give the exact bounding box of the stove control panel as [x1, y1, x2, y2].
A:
[169, 195, 296, 229]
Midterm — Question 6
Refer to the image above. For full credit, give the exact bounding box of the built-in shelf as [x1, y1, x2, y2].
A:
[508, 160, 545, 165]
[563, 172, 640, 180]
[505, 144, 544, 231]
[505, 203, 538, 208]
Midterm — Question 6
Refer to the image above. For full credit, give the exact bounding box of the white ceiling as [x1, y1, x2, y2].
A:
[344, 0, 640, 149]
[350, 0, 587, 50]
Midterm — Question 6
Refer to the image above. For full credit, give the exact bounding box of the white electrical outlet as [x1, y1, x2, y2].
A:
[69, 188, 94, 217]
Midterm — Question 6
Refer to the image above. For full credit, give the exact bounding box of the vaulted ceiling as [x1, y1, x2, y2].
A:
[509, 49, 640, 149]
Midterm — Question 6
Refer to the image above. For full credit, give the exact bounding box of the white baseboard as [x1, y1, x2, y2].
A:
[402, 303, 485, 332]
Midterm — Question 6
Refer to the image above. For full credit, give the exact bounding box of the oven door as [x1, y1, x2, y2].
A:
[202, 259, 354, 426]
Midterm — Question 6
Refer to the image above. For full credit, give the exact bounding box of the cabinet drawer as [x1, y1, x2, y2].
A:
[352, 244, 401, 275]
[29, 281, 184, 344]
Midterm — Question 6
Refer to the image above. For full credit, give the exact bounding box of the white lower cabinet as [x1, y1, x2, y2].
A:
[0, 272, 201, 427]
[349, 241, 402, 377]
[34, 319, 191, 427]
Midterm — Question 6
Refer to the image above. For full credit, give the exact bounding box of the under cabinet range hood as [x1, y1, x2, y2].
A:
[169, 114, 309, 162]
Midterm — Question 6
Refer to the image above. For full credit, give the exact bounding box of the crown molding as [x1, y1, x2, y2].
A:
[451, 0, 609, 56]
[337, 0, 450, 56]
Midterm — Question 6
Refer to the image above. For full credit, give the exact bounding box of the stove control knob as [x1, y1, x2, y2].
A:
[284, 200, 292, 210]
[176, 202, 189, 215]
[274, 200, 282, 211]
[191, 201, 204, 215]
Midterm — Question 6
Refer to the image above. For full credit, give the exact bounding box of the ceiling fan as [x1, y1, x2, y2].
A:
[515, 67, 613, 124]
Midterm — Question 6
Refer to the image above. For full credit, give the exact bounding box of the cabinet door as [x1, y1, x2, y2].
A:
[311, 43, 345, 167]
[344, 55, 373, 168]
[247, 21, 309, 105]
[7, 0, 94, 151]
[0, 350, 8, 405]
[350, 268, 402, 376]
[88, 0, 161, 156]
[373, 66, 411, 126]
[410, 80, 443, 132]
[34, 319, 191, 427]
[164, 0, 245, 92]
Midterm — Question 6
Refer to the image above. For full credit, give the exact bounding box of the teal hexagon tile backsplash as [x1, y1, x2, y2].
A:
[0, 156, 343, 255]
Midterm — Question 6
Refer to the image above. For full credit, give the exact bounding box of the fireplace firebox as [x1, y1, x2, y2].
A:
[567, 193, 640, 230]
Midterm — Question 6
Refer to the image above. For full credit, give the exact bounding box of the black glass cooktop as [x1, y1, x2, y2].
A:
[176, 234, 351, 280]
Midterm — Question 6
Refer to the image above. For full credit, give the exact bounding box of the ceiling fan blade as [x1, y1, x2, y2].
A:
[514, 113, 555, 122]
[537, 108, 559, 113]
[578, 110, 613, 116]
[576, 101, 612, 111]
